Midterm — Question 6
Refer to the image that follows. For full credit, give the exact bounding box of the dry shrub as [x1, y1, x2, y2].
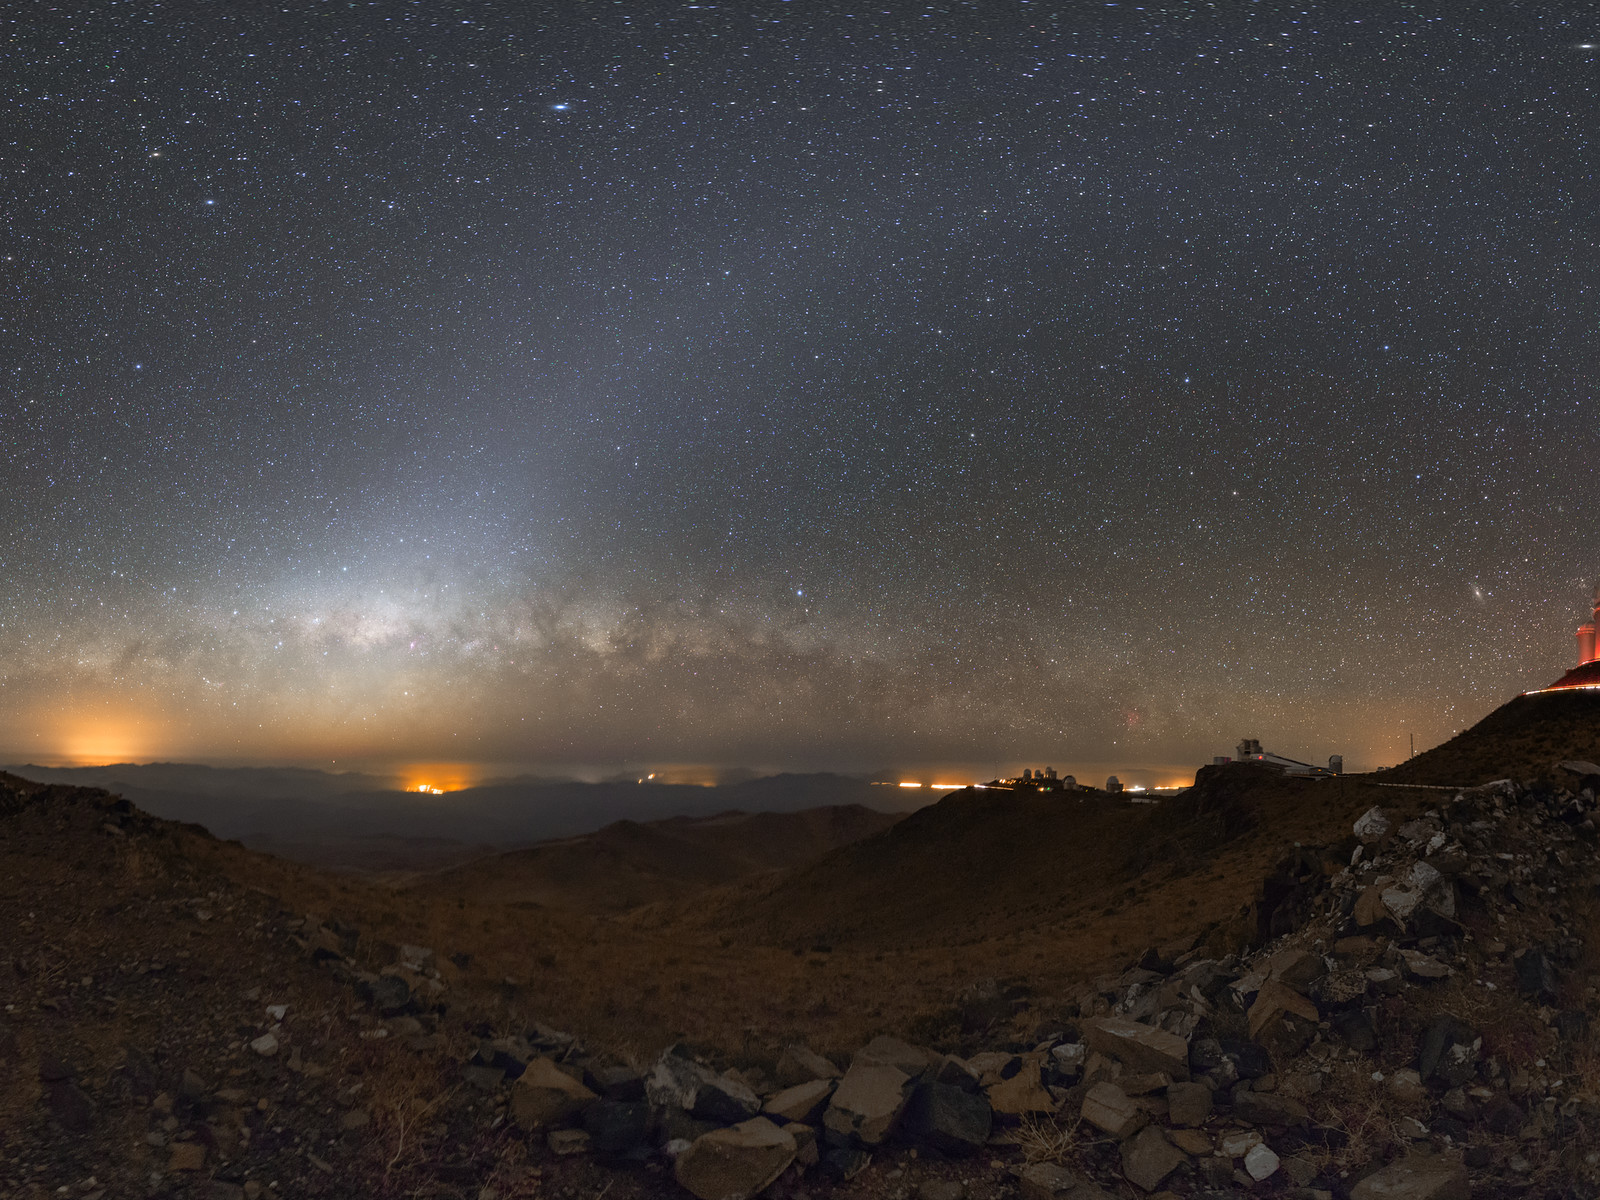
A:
[1017, 1111, 1097, 1165]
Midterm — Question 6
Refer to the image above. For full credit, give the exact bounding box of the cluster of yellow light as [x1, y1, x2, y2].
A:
[897, 781, 968, 789]
[398, 763, 478, 794]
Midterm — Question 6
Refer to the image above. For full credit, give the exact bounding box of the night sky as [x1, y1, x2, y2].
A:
[5, 3, 1598, 781]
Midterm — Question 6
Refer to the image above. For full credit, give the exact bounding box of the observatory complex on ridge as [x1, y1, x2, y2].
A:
[1539, 584, 1600, 692]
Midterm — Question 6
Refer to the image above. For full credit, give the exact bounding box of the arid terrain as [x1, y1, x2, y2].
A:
[6, 689, 1600, 1198]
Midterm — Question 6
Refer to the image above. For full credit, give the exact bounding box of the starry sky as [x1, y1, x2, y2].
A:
[4, 2, 1598, 781]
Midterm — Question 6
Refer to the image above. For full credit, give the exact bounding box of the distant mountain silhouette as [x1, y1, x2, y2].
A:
[3, 762, 904, 870]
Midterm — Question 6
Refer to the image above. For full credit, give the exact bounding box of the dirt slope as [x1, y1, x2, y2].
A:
[404, 805, 903, 913]
[1383, 688, 1600, 787]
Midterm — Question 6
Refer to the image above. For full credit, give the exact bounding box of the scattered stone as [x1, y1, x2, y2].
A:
[853, 1034, 933, 1077]
[764, 1079, 834, 1124]
[249, 1032, 279, 1057]
[986, 1054, 1057, 1114]
[1082, 1016, 1190, 1081]
[1513, 949, 1559, 1002]
[1219, 1130, 1263, 1157]
[1244, 1142, 1280, 1182]
[903, 1080, 992, 1156]
[1120, 1126, 1186, 1192]
[584, 1099, 651, 1158]
[1169, 1128, 1213, 1156]
[167, 1142, 206, 1172]
[1081, 1081, 1144, 1139]
[674, 1117, 797, 1200]
[1479, 1095, 1525, 1135]
[1232, 1090, 1310, 1127]
[774, 1044, 841, 1087]
[918, 1180, 965, 1200]
[1016, 1162, 1082, 1200]
[1354, 807, 1391, 843]
[823, 1062, 912, 1146]
[512, 1057, 598, 1129]
[1348, 1151, 1469, 1200]
[547, 1128, 591, 1156]
[1165, 1080, 1211, 1127]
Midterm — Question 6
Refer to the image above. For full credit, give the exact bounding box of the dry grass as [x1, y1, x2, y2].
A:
[1016, 1111, 1099, 1166]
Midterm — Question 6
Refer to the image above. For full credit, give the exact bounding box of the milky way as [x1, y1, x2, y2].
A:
[5, 4, 1598, 776]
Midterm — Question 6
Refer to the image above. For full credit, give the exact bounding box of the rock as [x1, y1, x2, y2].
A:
[919, 1181, 966, 1200]
[44, 1081, 93, 1132]
[511, 1058, 597, 1129]
[1513, 949, 1559, 1001]
[1231, 1091, 1309, 1127]
[1348, 1151, 1469, 1200]
[1387, 1069, 1427, 1106]
[339, 1107, 371, 1131]
[1353, 883, 1393, 927]
[674, 1117, 797, 1200]
[1016, 1162, 1082, 1200]
[1165, 1080, 1212, 1127]
[249, 1033, 279, 1057]
[1247, 980, 1320, 1057]
[1333, 1009, 1378, 1052]
[819, 1146, 872, 1180]
[1418, 1017, 1478, 1087]
[1265, 948, 1327, 991]
[1050, 1042, 1087, 1076]
[1081, 1081, 1144, 1139]
[1399, 950, 1451, 981]
[547, 1128, 591, 1155]
[1120, 1127, 1186, 1192]
[168, 1142, 207, 1172]
[1354, 807, 1391, 842]
[853, 1035, 933, 1077]
[1082, 1016, 1190, 1081]
[584, 1100, 651, 1158]
[461, 1064, 505, 1091]
[693, 1073, 764, 1125]
[986, 1054, 1057, 1114]
[585, 1062, 646, 1101]
[775, 1044, 841, 1087]
[1479, 1095, 1525, 1135]
[366, 974, 411, 1014]
[965, 1050, 1019, 1086]
[1244, 1142, 1280, 1181]
[1169, 1128, 1213, 1155]
[764, 1079, 834, 1125]
[647, 1051, 761, 1124]
[178, 1068, 208, 1102]
[902, 1080, 991, 1156]
[823, 1062, 911, 1146]
[935, 1054, 983, 1091]
[1219, 1130, 1262, 1157]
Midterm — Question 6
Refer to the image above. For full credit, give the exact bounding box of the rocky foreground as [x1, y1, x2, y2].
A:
[5, 767, 1600, 1198]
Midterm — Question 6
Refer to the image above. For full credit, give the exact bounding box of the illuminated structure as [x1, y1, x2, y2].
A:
[1534, 584, 1600, 691]
[1217, 738, 1343, 777]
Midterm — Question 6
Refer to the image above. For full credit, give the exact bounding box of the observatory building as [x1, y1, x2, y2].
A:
[1539, 585, 1600, 691]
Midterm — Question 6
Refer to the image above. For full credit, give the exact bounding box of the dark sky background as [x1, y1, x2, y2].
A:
[4, 2, 1597, 780]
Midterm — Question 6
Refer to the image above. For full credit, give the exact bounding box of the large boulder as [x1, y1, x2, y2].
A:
[986, 1054, 1057, 1115]
[1082, 1017, 1189, 1081]
[902, 1081, 992, 1156]
[1349, 1151, 1469, 1200]
[775, 1044, 841, 1087]
[647, 1050, 761, 1124]
[823, 1062, 912, 1146]
[1232, 1090, 1309, 1128]
[763, 1079, 834, 1125]
[1120, 1127, 1186, 1192]
[1080, 1082, 1144, 1139]
[511, 1058, 596, 1129]
[853, 1035, 934, 1077]
[674, 1117, 797, 1200]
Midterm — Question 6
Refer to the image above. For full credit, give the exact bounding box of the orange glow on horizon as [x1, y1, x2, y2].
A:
[397, 763, 480, 794]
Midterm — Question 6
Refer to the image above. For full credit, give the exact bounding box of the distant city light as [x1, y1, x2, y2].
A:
[412, 784, 444, 795]
[898, 781, 923, 788]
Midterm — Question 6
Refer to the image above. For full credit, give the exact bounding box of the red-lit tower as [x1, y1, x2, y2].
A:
[1578, 583, 1600, 666]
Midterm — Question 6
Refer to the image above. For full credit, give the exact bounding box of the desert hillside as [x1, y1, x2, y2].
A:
[7, 717, 1600, 1198]
[405, 804, 903, 913]
[1382, 687, 1600, 787]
